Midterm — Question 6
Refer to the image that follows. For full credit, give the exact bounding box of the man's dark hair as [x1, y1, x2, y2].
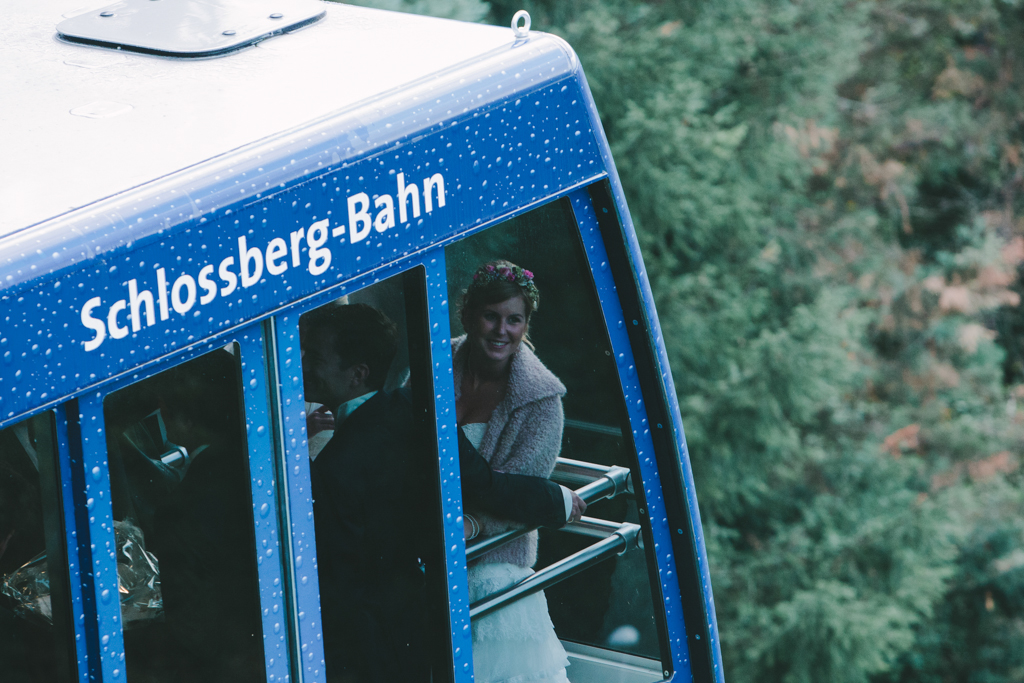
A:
[301, 303, 399, 392]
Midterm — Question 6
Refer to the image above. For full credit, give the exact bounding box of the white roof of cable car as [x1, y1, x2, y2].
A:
[0, 0, 515, 237]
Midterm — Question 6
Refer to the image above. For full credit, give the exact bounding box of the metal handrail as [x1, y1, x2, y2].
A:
[465, 465, 632, 562]
[557, 516, 641, 543]
[563, 419, 623, 438]
[469, 520, 641, 620]
[573, 464, 632, 502]
[549, 457, 634, 493]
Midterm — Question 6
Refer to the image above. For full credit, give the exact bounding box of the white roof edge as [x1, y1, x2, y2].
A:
[0, 30, 580, 293]
[0, 1, 578, 237]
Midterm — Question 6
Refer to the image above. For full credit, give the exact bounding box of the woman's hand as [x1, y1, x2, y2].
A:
[307, 404, 335, 437]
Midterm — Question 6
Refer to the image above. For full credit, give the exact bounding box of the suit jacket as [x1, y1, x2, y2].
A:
[458, 429, 566, 530]
[312, 391, 430, 683]
[311, 390, 567, 683]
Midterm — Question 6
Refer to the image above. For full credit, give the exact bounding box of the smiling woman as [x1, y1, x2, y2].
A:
[448, 260, 572, 683]
[446, 198, 679, 682]
[456, 261, 539, 425]
[466, 296, 527, 365]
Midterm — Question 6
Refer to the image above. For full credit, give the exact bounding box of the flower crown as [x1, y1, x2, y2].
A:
[470, 262, 540, 308]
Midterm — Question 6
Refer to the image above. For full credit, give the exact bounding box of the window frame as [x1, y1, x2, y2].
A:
[73, 323, 289, 683]
[268, 255, 464, 683]
[435, 187, 687, 679]
[0, 407, 84, 683]
[578, 180, 716, 681]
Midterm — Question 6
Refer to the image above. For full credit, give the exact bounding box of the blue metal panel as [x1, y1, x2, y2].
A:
[77, 391, 126, 681]
[0, 35, 725, 683]
[55, 404, 94, 682]
[574, 65, 724, 683]
[0, 70, 603, 428]
[238, 327, 293, 683]
[421, 252, 475, 683]
[270, 314, 326, 683]
[569, 189, 689, 679]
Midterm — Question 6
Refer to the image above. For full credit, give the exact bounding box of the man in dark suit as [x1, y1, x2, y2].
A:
[301, 304, 584, 683]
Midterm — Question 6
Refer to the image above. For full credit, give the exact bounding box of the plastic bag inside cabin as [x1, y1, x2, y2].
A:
[1, 552, 52, 624]
[0, 407, 184, 627]
[114, 519, 164, 624]
[1, 519, 164, 626]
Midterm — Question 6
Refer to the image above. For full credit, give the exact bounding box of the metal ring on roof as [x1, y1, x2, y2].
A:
[512, 10, 531, 39]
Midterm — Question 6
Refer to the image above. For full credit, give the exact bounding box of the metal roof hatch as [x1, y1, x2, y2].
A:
[56, 0, 326, 58]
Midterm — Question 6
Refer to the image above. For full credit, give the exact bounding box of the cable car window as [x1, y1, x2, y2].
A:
[299, 269, 450, 683]
[0, 411, 75, 683]
[446, 198, 666, 680]
[102, 346, 265, 683]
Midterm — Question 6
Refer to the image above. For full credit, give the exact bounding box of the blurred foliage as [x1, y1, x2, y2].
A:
[344, 0, 1024, 680]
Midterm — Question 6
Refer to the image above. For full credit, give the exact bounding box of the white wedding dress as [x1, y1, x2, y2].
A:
[463, 423, 571, 683]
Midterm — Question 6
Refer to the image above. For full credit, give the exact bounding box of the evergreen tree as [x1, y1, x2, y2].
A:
[339, 0, 1024, 680]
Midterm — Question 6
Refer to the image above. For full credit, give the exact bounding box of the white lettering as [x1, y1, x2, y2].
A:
[307, 219, 332, 276]
[156, 268, 170, 321]
[423, 173, 446, 212]
[266, 238, 288, 276]
[171, 274, 197, 315]
[348, 193, 371, 243]
[397, 173, 420, 223]
[374, 195, 395, 232]
[198, 265, 217, 304]
[128, 279, 155, 332]
[107, 300, 128, 340]
[290, 228, 305, 267]
[81, 297, 106, 352]
[219, 256, 238, 296]
[239, 236, 263, 288]
[74, 169, 451, 351]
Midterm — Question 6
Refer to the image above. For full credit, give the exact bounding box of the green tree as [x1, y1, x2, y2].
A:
[540, 1, 1024, 676]
[342, 0, 1024, 680]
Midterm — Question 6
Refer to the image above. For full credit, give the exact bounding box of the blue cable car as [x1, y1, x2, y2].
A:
[0, 1, 723, 682]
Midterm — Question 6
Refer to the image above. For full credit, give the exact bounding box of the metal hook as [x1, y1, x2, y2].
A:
[512, 10, 531, 39]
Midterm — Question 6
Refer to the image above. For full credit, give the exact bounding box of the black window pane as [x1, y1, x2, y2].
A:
[0, 411, 75, 683]
[103, 346, 266, 683]
[299, 270, 449, 683]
